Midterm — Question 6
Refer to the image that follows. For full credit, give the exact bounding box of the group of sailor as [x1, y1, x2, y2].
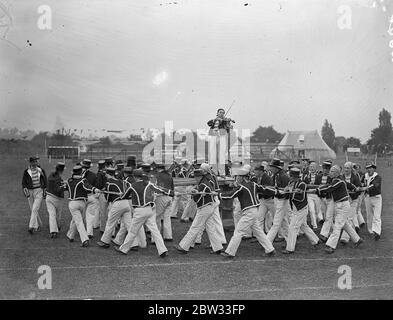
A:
[22, 155, 383, 257]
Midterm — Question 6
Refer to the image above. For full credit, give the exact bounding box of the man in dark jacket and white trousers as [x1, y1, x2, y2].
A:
[362, 163, 383, 240]
[46, 162, 66, 238]
[81, 159, 99, 238]
[22, 156, 47, 234]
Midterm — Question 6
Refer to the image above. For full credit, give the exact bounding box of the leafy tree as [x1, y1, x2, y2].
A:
[321, 120, 335, 150]
[127, 134, 142, 141]
[345, 137, 361, 148]
[99, 136, 112, 146]
[367, 108, 393, 154]
[251, 125, 284, 143]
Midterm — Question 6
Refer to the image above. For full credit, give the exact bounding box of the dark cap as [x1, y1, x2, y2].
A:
[98, 160, 106, 168]
[289, 160, 300, 165]
[56, 162, 66, 171]
[365, 163, 376, 169]
[126, 156, 137, 167]
[29, 156, 39, 162]
[269, 158, 282, 169]
[106, 167, 116, 175]
[105, 157, 113, 165]
[82, 159, 92, 168]
[322, 161, 332, 168]
[289, 167, 301, 177]
[133, 168, 145, 177]
[141, 163, 151, 172]
[155, 163, 166, 170]
[123, 166, 133, 173]
[72, 165, 83, 174]
[254, 165, 264, 171]
[193, 169, 206, 177]
[116, 162, 125, 169]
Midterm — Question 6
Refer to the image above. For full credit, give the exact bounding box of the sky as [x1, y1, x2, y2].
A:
[0, 0, 392, 143]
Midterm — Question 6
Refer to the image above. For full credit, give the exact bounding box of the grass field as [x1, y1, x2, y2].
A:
[1, 155, 392, 300]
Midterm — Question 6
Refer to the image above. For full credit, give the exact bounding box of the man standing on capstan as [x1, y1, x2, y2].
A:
[22, 156, 47, 234]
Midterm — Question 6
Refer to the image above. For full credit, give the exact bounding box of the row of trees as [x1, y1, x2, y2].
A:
[249, 108, 392, 156]
[321, 108, 393, 155]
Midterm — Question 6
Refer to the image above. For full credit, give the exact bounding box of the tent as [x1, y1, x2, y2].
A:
[270, 130, 336, 161]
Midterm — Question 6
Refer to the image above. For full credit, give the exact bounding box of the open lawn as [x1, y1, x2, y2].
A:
[0, 155, 392, 299]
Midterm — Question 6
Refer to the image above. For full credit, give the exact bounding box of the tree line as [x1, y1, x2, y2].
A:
[250, 108, 393, 155]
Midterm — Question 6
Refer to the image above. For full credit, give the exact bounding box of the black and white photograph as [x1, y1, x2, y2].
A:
[1, 0, 393, 304]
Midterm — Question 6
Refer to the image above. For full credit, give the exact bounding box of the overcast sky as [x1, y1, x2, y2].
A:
[0, 0, 392, 142]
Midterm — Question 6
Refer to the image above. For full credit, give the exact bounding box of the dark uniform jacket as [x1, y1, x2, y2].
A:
[192, 176, 215, 209]
[82, 170, 97, 193]
[105, 177, 130, 203]
[252, 173, 274, 199]
[46, 171, 64, 198]
[364, 173, 382, 197]
[95, 169, 107, 190]
[22, 166, 47, 190]
[317, 177, 349, 203]
[156, 171, 174, 196]
[342, 173, 361, 200]
[66, 175, 96, 201]
[122, 180, 173, 208]
[220, 181, 276, 212]
[286, 179, 308, 211]
[315, 173, 332, 199]
[273, 170, 290, 199]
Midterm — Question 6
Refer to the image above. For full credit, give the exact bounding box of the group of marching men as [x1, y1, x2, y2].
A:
[21, 154, 382, 258]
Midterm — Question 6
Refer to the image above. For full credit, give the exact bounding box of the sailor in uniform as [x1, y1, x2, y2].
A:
[22, 156, 47, 234]
[219, 167, 276, 258]
[313, 165, 363, 253]
[45, 162, 66, 238]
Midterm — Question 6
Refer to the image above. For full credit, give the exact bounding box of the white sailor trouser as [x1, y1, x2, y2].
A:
[120, 206, 167, 255]
[259, 198, 275, 233]
[155, 195, 173, 239]
[101, 200, 132, 244]
[182, 197, 197, 221]
[307, 194, 323, 228]
[266, 198, 289, 242]
[67, 200, 89, 243]
[326, 200, 360, 249]
[320, 198, 335, 238]
[193, 198, 227, 246]
[356, 192, 366, 226]
[179, 203, 223, 252]
[85, 194, 100, 236]
[226, 206, 274, 256]
[27, 188, 43, 229]
[233, 198, 252, 237]
[208, 134, 227, 176]
[113, 204, 146, 247]
[286, 205, 319, 252]
[341, 198, 359, 242]
[364, 194, 382, 236]
[46, 194, 62, 233]
[99, 193, 108, 232]
[170, 186, 187, 218]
